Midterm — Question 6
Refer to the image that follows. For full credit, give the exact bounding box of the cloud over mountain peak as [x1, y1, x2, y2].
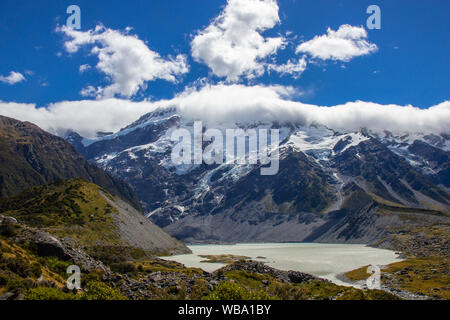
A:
[1, 85, 448, 138]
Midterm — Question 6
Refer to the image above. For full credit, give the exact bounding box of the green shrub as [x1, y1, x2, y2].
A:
[7, 278, 25, 294]
[89, 246, 150, 266]
[0, 273, 9, 286]
[20, 241, 38, 255]
[82, 281, 127, 300]
[189, 279, 210, 300]
[110, 261, 136, 274]
[1, 243, 12, 254]
[40, 256, 72, 276]
[5, 257, 34, 278]
[0, 223, 18, 237]
[204, 281, 273, 300]
[22, 277, 37, 289]
[88, 246, 126, 265]
[25, 281, 127, 301]
[130, 248, 146, 260]
[24, 287, 79, 300]
[81, 270, 104, 287]
[31, 262, 42, 278]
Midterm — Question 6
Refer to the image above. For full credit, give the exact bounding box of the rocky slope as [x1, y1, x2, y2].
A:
[0, 179, 189, 256]
[343, 215, 449, 300]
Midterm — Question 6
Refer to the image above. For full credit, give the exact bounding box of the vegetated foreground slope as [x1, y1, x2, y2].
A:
[0, 115, 140, 210]
[0, 213, 400, 300]
[0, 179, 189, 256]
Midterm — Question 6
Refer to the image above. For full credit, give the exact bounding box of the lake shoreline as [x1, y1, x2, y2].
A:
[161, 242, 403, 288]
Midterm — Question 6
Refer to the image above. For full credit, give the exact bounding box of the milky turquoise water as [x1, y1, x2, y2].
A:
[162, 243, 402, 287]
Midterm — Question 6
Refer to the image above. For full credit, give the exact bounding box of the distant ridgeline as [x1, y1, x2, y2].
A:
[0, 115, 140, 210]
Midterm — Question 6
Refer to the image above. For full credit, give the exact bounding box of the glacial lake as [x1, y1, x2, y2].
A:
[162, 243, 402, 287]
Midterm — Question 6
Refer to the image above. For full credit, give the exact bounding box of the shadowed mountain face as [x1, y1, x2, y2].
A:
[67, 107, 450, 244]
[0, 115, 141, 210]
[331, 139, 449, 206]
[407, 140, 450, 188]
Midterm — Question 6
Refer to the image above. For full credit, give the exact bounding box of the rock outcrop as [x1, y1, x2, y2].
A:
[1, 214, 108, 272]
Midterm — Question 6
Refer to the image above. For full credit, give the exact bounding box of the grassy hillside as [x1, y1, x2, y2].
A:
[0, 179, 189, 257]
[0, 179, 121, 247]
[344, 206, 450, 300]
[0, 115, 141, 210]
[0, 233, 127, 300]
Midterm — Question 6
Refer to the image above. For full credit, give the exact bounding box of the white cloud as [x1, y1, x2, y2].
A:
[1, 85, 449, 139]
[0, 71, 26, 85]
[58, 25, 189, 98]
[268, 56, 307, 78]
[79, 85, 98, 97]
[168, 85, 450, 135]
[0, 99, 158, 138]
[79, 64, 91, 73]
[191, 0, 285, 81]
[296, 24, 378, 61]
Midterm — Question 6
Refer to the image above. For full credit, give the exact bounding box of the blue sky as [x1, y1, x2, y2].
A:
[0, 0, 449, 138]
[0, 0, 448, 107]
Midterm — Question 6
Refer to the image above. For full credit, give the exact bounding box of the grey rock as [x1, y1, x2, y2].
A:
[0, 215, 109, 273]
[0, 292, 15, 301]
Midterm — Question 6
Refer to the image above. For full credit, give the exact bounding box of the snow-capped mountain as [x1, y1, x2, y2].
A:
[66, 106, 450, 243]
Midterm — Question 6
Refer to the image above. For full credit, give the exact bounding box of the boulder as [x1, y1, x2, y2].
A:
[0, 214, 109, 273]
